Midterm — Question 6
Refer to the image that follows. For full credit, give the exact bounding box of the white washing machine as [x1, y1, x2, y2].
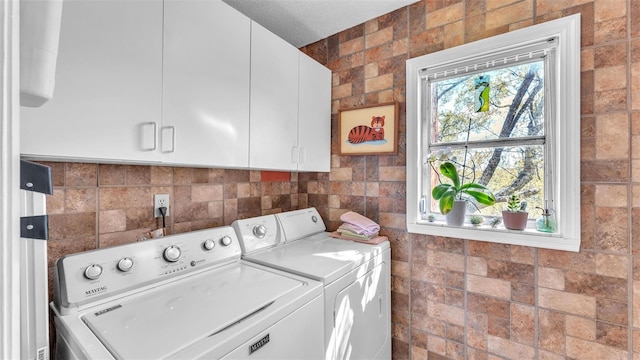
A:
[51, 226, 324, 360]
[232, 208, 391, 360]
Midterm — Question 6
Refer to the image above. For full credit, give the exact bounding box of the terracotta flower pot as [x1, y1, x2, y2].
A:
[502, 211, 528, 230]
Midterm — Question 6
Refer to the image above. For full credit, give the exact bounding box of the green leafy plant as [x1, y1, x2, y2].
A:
[427, 148, 496, 215]
[505, 194, 526, 212]
[502, 194, 529, 230]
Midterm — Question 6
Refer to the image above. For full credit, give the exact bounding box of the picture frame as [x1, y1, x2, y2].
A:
[338, 102, 398, 155]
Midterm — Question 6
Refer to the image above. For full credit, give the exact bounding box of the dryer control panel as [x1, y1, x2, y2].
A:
[275, 207, 326, 241]
[232, 214, 282, 254]
[54, 226, 241, 314]
[232, 208, 327, 255]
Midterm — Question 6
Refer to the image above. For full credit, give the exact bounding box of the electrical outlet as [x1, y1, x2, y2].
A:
[154, 194, 170, 218]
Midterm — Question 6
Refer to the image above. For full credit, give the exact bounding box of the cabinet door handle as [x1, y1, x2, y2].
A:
[291, 146, 298, 164]
[299, 147, 305, 164]
[161, 126, 176, 153]
[140, 122, 157, 151]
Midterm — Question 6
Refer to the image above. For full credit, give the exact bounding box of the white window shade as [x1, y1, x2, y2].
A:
[421, 38, 557, 81]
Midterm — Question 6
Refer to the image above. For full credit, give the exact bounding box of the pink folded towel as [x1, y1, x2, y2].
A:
[339, 211, 380, 236]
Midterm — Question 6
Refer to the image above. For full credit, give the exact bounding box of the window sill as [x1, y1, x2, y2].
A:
[407, 220, 580, 252]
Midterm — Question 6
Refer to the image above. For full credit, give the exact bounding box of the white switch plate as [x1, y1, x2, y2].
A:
[154, 194, 169, 218]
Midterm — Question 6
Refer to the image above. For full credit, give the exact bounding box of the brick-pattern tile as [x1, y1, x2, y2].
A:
[41, 0, 640, 358]
[323, 0, 638, 358]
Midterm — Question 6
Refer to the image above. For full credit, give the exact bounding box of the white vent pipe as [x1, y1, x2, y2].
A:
[20, 0, 63, 107]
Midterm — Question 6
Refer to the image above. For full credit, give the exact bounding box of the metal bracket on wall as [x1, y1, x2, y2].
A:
[20, 160, 53, 194]
[20, 160, 53, 240]
[20, 215, 49, 240]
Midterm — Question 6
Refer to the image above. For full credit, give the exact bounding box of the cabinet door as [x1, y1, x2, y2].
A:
[297, 53, 331, 172]
[249, 21, 299, 171]
[163, 1, 251, 167]
[21, 0, 162, 163]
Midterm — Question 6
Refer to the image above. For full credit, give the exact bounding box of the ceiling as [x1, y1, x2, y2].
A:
[221, 0, 418, 48]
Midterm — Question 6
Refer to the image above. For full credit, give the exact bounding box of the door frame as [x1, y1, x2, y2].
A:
[0, 0, 22, 357]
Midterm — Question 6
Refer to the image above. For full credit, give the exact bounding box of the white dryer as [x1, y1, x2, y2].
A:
[232, 208, 391, 360]
[51, 226, 324, 360]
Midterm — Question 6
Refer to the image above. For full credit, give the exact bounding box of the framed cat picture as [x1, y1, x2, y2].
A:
[338, 102, 398, 155]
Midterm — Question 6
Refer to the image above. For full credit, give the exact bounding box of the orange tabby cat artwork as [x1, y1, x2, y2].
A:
[347, 116, 385, 144]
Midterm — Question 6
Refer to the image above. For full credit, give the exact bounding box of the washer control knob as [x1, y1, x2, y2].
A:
[163, 245, 182, 262]
[84, 264, 103, 280]
[253, 225, 267, 239]
[117, 257, 134, 272]
[203, 239, 215, 250]
[220, 236, 232, 246]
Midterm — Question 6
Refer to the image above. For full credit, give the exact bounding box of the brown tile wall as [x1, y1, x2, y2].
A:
[44, 0, 640, 359]
[299, 0, 640, 358]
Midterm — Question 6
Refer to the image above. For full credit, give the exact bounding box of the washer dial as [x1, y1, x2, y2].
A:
[203, 239, 215, 250]
[117, 257, 134, 272]
[220, 235, 232, 246]
[163, 245, 182, 262]
[84, 264, 103, 280]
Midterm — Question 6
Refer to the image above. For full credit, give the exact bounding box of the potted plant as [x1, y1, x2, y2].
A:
[427, 147, 496, 226]
[502, 194, 529, 230]
[470, 215, 484, 227]
[489, 217, 502, 228]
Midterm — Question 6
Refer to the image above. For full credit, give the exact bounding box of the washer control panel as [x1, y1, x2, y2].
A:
[54, 226, 241, 313]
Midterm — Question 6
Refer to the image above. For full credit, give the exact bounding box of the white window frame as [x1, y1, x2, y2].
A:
[406, 14, 581, 252]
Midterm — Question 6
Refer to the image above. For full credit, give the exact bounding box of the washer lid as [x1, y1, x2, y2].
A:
[81, 263, 308, 360]
[245, 234, 389, 284]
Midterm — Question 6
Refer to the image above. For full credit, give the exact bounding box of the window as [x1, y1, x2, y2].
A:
[406, 14, 581, 252]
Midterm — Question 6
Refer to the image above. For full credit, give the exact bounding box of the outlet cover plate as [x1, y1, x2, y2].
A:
[154, 194, 169, 218]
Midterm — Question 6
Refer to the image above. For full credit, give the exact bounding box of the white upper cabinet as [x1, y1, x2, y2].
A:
[21, 0, 163, 163]
[249, 22, 331, 172]
[298, 53, 331, 172]
[21, 1, 329, 171]
[163, 1, 251, 168]
[249, 21, 300, 171]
